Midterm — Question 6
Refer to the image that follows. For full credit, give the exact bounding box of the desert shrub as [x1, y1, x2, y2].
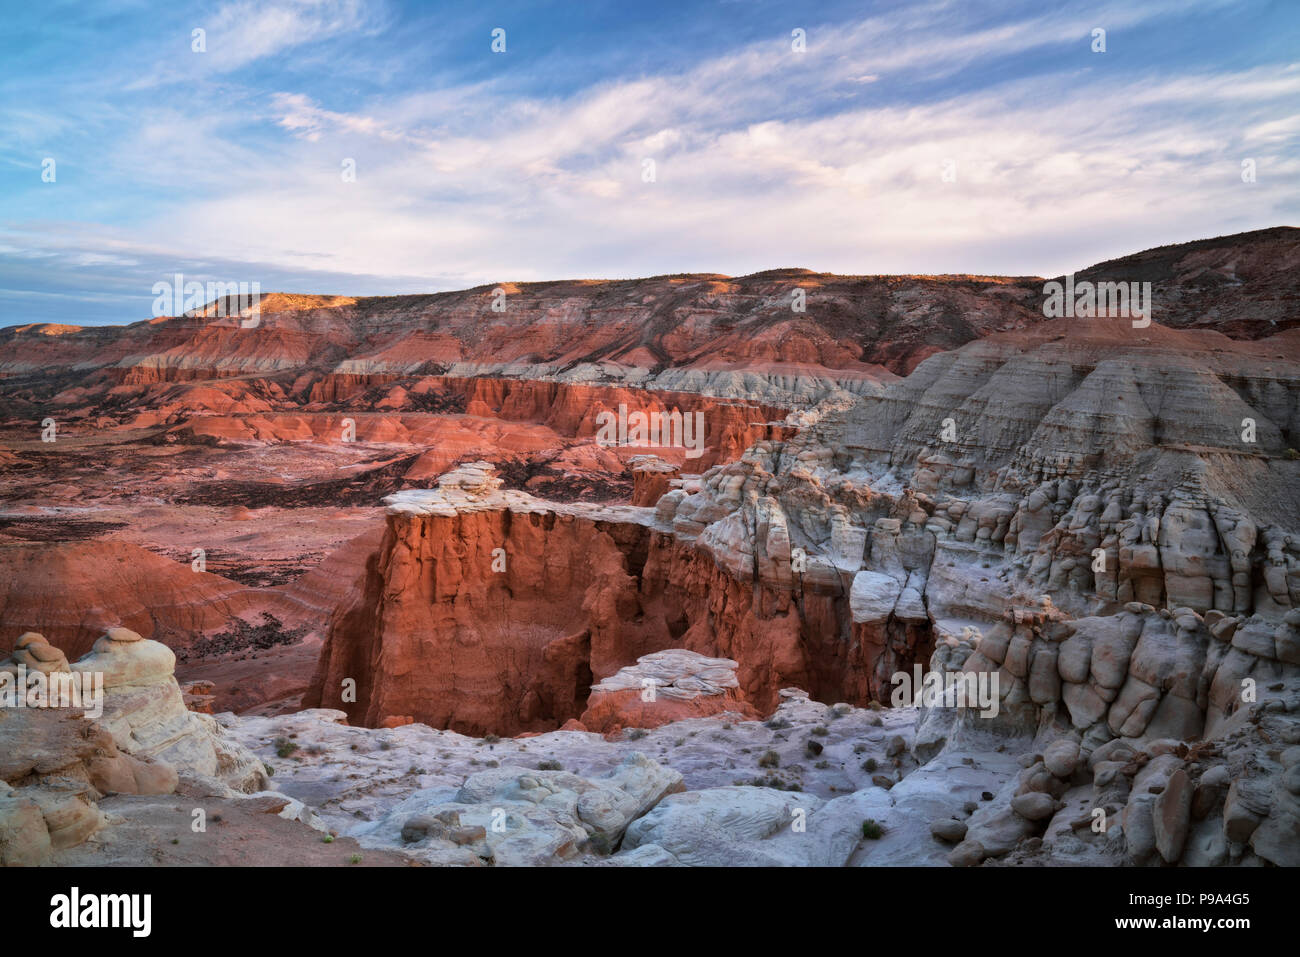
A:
[745, 775, 799, 792]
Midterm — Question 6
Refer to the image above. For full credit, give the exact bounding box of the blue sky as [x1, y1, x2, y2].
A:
[1, 0, 1297, 326]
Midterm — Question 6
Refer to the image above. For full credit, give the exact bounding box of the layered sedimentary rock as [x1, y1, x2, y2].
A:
[5, 230, 1293, 414]
[1066, 225, 1300, 339]
[70, 627, 267, 786]
[579, 650, 759, 734]
[305, 463, 647, 734]
[0, 542, 271, 658]
[150, 384, 788, 474]
[304, 463, 907, 732]
[0, 628, 266, 864]
[308, 319, 1300, 734]
[356, 377, 793, 468]
[629, 455, 682, 507]
[299, 308, 1298, 869]
[0, 269, 1037, 403]
[636, 315, 1299, 866]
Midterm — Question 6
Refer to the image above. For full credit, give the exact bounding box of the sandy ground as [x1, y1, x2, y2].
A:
[56, 786, 417, 867]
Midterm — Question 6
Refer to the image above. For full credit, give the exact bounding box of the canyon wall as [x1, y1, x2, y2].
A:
[307, 318, 1300, 751]
[304, 463, 939, 733]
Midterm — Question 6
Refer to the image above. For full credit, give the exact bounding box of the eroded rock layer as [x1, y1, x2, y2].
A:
[298, 308, 1299, 868]
[304, 462, 941, 733]
[2, 228, 1299, 867]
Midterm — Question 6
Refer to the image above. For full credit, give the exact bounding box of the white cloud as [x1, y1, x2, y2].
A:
[8, 0, 1297, 301]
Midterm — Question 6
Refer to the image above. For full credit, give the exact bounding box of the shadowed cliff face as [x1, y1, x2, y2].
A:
[296, 456, 942, 735]
[306, 502, 649, 734]
[303, 489, 939, 735]
[305, 310, 1299, 739]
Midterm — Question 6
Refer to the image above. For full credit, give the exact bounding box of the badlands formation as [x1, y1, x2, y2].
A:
[0, 227, 1298, 867]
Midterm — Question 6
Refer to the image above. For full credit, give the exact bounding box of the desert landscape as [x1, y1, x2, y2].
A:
[4, 6, 1300, 927]
[2, 227, 1298, 869]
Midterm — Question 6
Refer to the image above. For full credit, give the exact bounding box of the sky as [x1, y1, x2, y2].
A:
[0, 0, 1297, 326]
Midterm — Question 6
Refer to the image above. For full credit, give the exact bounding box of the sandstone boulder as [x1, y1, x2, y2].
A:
[580, 650, 758, 734]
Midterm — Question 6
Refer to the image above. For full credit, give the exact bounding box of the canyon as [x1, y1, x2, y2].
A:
[1, 227, 1298, 867]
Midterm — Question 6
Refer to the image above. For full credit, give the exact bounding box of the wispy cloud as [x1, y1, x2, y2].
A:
[124, 0, 381, 88]
[0, 0, 1296, 325]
